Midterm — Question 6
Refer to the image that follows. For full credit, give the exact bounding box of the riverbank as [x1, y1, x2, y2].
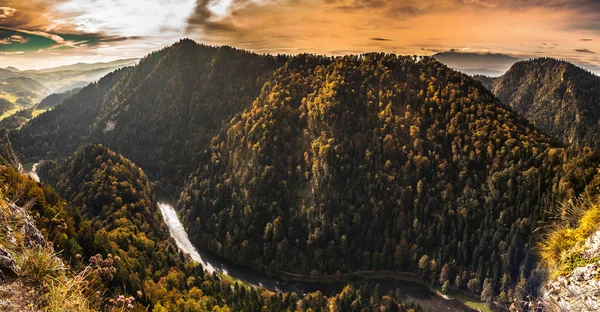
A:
[256, 265, 497, 312]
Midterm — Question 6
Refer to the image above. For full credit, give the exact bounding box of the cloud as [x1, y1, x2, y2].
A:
[462, 0, 497, 8]
[0, 35, 28, 44]
[370, 37, 392, 41]
[98, 36, 145, 43]
[0, 51, 24, 55]
[574, 48, 596, 54]
[0, 7, 17, 19]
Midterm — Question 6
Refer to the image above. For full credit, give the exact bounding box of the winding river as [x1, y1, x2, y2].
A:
[21, 162, 40, 182]
[24, 162, 477, 312]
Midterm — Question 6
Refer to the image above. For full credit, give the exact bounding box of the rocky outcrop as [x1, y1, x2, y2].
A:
[0, 198, 48, 278]
[2, 202, 47, 250]
[0, 246, 19, 275]
[543, 230, 600, 311]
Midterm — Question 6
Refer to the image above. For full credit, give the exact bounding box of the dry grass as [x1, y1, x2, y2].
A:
[538, 195, 600, 277]
[15, 247, 65, 285]
[0, 193, 108, 311]
[44, 266, 103, 312]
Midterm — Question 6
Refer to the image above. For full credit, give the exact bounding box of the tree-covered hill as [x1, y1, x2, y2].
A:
[14, 40, 286, 193]
[474, 58, 600, 147]
[174, 52, 600, 308]
[37, 144, 187, 300]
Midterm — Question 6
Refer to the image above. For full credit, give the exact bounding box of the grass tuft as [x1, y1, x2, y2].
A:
[15, 247, 65, 285]
[44, 266, 103, 312]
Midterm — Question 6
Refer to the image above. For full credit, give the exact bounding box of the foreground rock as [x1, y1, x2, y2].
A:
[0, 246, 19, 276]
[543, 230, 600, 311]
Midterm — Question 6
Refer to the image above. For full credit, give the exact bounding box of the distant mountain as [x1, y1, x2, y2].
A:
[0, 77, 48, 106]
[0, 59, 138, 108]
[433, 52, 522, 76]
[32, 58, 138, 73]
[53, 81, 89, 94]
[14, 40, 600, 308]
[474, 58, 600, 147]
[0, 98, 15, 115]
[36, 88, 81, 109]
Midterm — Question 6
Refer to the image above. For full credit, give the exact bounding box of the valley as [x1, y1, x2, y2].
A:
[23, 159, 477, 311]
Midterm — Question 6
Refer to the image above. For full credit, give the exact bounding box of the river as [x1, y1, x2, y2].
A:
[153, 184, 477, 312]
[21, 162, 40, 182]
[24, 161, 477, 312]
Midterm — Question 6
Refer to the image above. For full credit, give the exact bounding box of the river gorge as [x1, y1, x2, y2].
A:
[23, 161, 478, 312]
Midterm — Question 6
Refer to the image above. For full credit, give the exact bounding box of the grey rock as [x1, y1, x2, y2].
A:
[0, 246, 19, 275]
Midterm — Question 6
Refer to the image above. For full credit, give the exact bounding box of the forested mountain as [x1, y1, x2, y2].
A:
[15, 39, 285, 192]
[36, 144, 419, 311]
[474, 58, 600, 147]
[14, 68, 131, 157]
[176, 52, 600, 308]
[11, 40, 600, 309]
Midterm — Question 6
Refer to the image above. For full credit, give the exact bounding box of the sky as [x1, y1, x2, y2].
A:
[1, 0, 600, 72]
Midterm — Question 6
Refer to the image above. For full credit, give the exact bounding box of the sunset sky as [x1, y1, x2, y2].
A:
[1, 0, 600, 71]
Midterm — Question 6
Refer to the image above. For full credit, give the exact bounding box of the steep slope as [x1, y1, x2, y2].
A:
[0, 108, 34, 130]
[474, 58, 600, 147]
[174, 53, 600, 308]
[538, 196, 600, 311]
[37, 144, 193, 303]
[0, 129, 19, 168]
[0, 159, 103, 311]
[15, 39, 285, 192]
[14, 68, 131, 157]
[0, 170, 70, 311]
